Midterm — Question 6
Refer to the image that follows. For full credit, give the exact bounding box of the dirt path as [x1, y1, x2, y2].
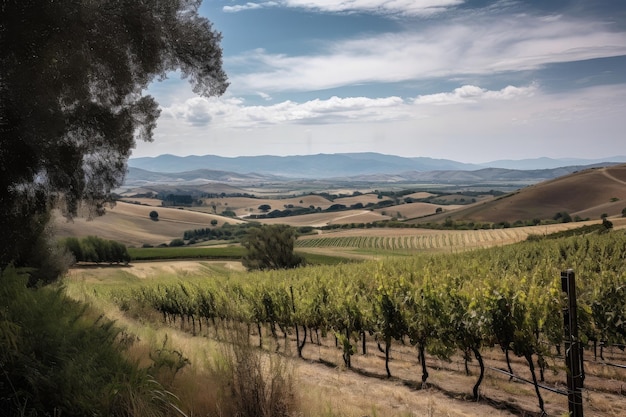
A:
[601, 167, 626, 185]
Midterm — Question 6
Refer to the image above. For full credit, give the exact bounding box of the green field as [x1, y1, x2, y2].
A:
[127, 245, 349, 265]
[128, 245, 247, 261]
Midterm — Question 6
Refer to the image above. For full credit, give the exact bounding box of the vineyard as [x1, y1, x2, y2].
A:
[103, 230, 626, 416]
[295, 230, 518, 251]
[295, 224, 590, 252]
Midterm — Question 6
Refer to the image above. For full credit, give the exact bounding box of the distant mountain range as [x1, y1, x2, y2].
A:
[128, 153, 476, 178]
[128, 153, 626, 179]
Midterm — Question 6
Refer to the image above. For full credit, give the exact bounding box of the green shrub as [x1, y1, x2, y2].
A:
[169, 238, 185, 247]
[61, 236, 130, 264]
[0, 267, 176, 416]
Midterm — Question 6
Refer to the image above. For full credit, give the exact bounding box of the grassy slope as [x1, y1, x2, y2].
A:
[410, 165, 626, 224]
[54, 201, 244, 247]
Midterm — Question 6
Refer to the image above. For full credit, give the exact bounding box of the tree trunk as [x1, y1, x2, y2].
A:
[471, 347, 484, 401]
[601, 341, 605, 360]
[525, 353, 545, 413]
[505, 348, 514, 381]
[419, 343, 429, 384]
[257, 322, 263, 348]
[361, 331, 367, 355]
[297, 325, 307, 358]
[385, 338, 392, 378]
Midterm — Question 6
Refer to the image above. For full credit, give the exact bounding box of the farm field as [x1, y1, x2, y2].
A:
[54, 201, 245, 247]
[296, 218, 626, 254]
[64, 230, 626, 417]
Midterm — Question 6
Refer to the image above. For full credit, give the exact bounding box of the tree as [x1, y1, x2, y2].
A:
[242, 225, 304, 271]
[258, 204, 272, 212]
[1, 0, 228, 277]
[149, 210, 159, 221]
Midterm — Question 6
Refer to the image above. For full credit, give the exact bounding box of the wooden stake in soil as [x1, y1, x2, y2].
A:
[561, 269, 584, 417]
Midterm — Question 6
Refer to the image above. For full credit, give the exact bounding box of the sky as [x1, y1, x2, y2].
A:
[135, 0, 626, 164]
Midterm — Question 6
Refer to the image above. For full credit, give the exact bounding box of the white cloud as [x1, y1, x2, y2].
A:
[135, 83, 626, 161]
[227, 14, 626, 94]
[159, 84, 538, 129]
[223, 0, 463, 16]
[413, 84, 536, 105]
[160, 95, 409, 128]
[223, 2, 265, 13]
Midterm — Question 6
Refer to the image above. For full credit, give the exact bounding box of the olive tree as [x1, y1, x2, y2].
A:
[1, 0, 228, 278]
[242, 225, 304, 271]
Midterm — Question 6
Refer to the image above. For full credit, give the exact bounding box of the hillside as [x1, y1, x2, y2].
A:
[412, 164, 626, 224]
[55, 164, 626, 247]
[54, 202, 244, 247]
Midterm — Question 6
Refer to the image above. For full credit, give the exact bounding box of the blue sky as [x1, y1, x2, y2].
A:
[136, 0, 626, 163]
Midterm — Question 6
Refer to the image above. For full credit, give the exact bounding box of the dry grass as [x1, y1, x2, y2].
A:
[374, 202, 464, 219]
[53, 201, 244, 247]
[436, 165, 626, 224]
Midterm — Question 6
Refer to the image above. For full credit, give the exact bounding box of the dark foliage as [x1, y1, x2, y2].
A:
[242, 225, 304, 271]
[61, 236, 130, 264]
[1, 0, 227, 273]
[0, 267, 175, 416]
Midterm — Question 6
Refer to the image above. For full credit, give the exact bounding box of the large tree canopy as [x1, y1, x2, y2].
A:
[0, 0, 228, 271]
[242, 225, 305, 271]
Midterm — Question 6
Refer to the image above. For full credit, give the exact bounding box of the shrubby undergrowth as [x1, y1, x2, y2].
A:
[0, 267, 178, 417]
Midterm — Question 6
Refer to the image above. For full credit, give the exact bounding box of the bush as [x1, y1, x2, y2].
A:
[0, 267, 176, 416]
[61, 236, 130, 264]
[169, 238, 185, 247]
[242, 224, 304, 270]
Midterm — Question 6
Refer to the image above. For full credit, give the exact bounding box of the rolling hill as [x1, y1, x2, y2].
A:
[55, 164, 626, 248]
[54, 202, 245, 247]
[411, 164, 626, 224]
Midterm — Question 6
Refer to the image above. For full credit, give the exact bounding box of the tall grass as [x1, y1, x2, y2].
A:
[0, 266, 182, 417]
[205, 324, 296, 417]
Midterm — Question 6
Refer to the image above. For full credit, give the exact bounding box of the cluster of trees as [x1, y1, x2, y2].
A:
[183, 223, 258, 242]
[62, 236, 130, 264]
[159, 194, 203, 207]
[249, 201, 394, 220]
[182, 223, 314, 245]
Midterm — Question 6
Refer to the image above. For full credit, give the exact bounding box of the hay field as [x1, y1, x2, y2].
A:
[201, 194, 334, 216]
[254, 209, 391, 227]
[374, 201, 463, 219]
[54, 201, 241, 247]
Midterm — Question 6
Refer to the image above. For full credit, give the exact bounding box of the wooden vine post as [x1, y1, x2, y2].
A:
[561, 269, 584, 417]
